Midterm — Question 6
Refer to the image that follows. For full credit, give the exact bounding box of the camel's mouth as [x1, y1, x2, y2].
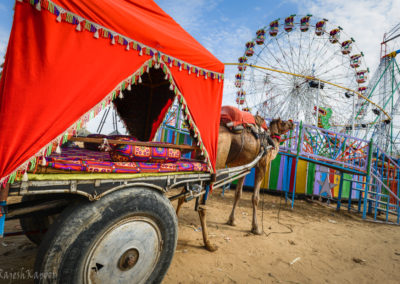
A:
[284, 120, 295, 132]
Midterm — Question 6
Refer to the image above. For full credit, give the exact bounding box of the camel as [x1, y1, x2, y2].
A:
[217, 117, 294, 233]
[176, 114, 294, 251]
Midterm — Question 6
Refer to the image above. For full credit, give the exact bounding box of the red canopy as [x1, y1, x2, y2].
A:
[0, 0, 224, 184]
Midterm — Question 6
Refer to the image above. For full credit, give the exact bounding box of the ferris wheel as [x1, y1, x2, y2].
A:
[233, 14, 377, 130]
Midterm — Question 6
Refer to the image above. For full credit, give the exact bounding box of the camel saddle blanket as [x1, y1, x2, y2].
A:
[220, 106, 268, 132]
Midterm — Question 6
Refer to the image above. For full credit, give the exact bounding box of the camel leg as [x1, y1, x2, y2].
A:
[198, 205, 217, 252]
[251, 158, 267, 235]
[227, 177, 245, 226]
[176, 188, 186, 216]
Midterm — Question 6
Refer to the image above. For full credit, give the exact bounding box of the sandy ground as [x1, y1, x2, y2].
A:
[1, 189, 400, 283]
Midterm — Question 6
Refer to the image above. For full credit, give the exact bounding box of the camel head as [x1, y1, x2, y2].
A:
[254, 114, 265, 128]
[269, 118, 294, 135]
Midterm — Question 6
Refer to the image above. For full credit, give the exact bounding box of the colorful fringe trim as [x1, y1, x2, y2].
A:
[20, 0, 224, 81]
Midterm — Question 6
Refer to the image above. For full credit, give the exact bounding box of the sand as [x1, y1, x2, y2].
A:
[1, 189, 400, 283]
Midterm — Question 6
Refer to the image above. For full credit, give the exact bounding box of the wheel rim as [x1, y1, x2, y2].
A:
[84, 216, 162, 284]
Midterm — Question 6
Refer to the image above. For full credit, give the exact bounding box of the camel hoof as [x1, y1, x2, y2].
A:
[227, 218, 236, 226]
[251, 227, 262, 235]
[205, 241, 218, 252]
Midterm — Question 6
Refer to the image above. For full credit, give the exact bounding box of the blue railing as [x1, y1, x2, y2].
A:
[267, 118, 400, 223]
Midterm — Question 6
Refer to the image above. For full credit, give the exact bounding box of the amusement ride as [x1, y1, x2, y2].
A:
[353, 24, 400, 158]
[224, 15, 400, 224]
[229, 15, 391, 135]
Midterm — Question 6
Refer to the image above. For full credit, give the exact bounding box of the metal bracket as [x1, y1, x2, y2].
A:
[19, 181, 29, 195]
[70, 180, 77, 193]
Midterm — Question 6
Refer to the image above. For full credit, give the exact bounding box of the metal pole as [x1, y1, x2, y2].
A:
[362, 139, 374, 219]
[397, 162, 400, 224]
[203, 185, 210, 203]
[316, 81, 320, 127]
[174, 104, 182, 144]
[291, 121, 303, 208]
[96, 106, 111, 133]
[391, 59, 394, 155]
[348, 180, 353, 211]
[336, 171, 344, 211]
[113, 111, 119, 134]
[352, 92, 355, 136]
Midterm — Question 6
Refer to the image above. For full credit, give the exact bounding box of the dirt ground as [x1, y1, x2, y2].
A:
[1, 189, 400, 283]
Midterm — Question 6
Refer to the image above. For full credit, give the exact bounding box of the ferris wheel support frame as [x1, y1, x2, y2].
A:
[362, 54, 400, 156]
[352, 93, 356, 136]
[225, 62, 392, 122]
[316, 80, 321, 128]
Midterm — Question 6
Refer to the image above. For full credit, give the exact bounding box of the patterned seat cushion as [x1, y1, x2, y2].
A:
[43, 148, 207, 174]
[110, 144, 181, 163]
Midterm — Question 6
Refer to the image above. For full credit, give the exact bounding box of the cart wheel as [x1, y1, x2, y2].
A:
[19, 195, 61, 245]
[19, 213, 56, 245]
[34, 187, 178, 284]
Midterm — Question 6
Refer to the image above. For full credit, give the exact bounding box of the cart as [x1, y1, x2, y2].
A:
[0, 1, 258, 283]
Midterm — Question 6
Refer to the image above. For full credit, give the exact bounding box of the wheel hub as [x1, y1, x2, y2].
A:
[119, 248, 139, 271]
[84, 217, 162, 284]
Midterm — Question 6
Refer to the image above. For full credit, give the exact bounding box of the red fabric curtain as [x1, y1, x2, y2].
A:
[0, 0, 224, 181]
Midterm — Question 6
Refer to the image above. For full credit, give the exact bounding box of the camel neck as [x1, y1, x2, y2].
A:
[271, 134, 281, 141]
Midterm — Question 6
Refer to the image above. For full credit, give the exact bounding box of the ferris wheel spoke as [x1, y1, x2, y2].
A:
[307, 36, 332, 72]
[243, 77, 292, 88]
[297, 31, 303, 73]
[302, 30, 317, 73]
[311, 47, 341, 75]
[316, 61, 353, 80]
[313, 50, 348, 77]
[262, 44, 293, 74]
[250, 69, 294, 88]
[274, 38, 296, 74]
[286, 33, 301, 73]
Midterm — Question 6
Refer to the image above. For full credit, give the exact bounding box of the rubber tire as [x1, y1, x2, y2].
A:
[34, 187, 178, 284]
[19, 195, 61, 246]
[19, 213, 55, 246]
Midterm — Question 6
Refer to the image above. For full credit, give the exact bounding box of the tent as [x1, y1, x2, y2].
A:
[0, 0, 224, 184]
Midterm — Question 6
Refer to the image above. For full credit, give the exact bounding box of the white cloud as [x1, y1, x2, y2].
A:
[155, 0, 248, 105]
[200, 26, 253, 105]
[293, 0, 400, 74]
[155, 0, 221, 34]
